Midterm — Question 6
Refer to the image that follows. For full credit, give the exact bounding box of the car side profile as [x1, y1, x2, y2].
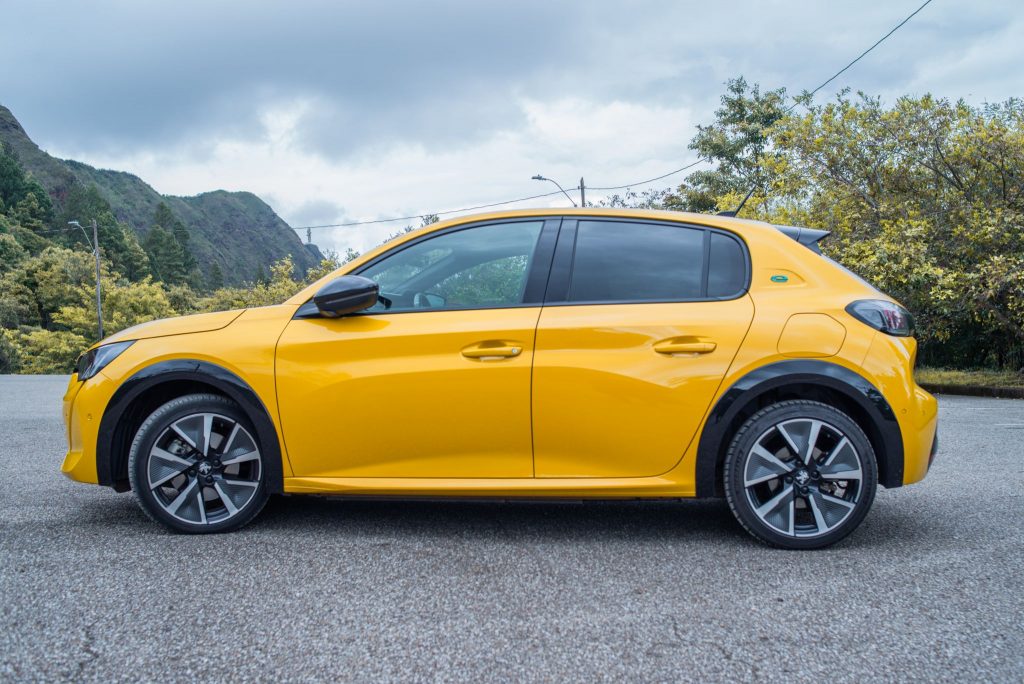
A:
[61, 208, 938, 549]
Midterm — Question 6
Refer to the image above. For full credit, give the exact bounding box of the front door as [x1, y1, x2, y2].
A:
[532, 218, 755, 478]
[276, 219, 551, 479]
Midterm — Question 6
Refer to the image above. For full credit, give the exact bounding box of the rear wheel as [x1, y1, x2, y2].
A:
[723, 400, 878, 549]
[128, 393, 269, 533]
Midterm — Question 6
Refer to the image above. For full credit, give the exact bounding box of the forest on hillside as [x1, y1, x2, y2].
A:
[1, 79, 1022, 374]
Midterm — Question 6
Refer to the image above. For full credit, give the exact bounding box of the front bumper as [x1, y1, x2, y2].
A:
[60, 372, 117, 485]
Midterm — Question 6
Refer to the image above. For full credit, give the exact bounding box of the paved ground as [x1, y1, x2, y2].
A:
[0, 375, 1021, 682]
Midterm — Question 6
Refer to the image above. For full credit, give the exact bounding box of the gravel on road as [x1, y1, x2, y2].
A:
[1, 375, 1022, 682]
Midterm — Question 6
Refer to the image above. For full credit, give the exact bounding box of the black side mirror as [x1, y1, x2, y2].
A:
[313, 275, 379, 317]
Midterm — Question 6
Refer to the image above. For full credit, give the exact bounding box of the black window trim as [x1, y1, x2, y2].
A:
[542, 216, 751, 307]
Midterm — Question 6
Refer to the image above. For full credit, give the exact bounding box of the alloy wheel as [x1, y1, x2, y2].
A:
[145, 412, 262, 525]
[742, 418, 864, 538]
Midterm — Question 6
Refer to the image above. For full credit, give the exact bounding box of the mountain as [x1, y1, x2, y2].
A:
[0, 104, 322, 284]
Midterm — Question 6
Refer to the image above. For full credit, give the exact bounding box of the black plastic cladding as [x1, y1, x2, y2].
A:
[694, 359, 905, 497]
[95, 360, 284, 493]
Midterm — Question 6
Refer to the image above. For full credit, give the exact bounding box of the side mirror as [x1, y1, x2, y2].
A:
[313, 275, 379, 317]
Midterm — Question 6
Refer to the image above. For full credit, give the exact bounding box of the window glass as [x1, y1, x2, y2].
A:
[707, 232, 746, 297]
[359, 221, 543, 312]
[569, 221, 704, 302]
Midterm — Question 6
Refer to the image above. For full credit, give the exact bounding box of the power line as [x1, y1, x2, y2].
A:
[293, 0, 936, 232]
[790, 0, 935, 109]
[294, 188, 569, 230]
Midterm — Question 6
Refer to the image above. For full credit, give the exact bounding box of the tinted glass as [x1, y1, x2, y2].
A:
[569, 221, 704, 302]
[707, 232, 746, 297]
[359, 221, 543, 312]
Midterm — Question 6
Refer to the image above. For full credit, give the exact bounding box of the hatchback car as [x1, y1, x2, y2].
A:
[62, 209, 938, 548]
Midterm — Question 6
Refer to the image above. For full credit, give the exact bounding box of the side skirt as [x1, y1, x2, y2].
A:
[284, 476, 695, 499]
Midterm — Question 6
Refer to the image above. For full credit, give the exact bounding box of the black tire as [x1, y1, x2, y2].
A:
[723, 400, 878, 549]
[128, 393, 269, 534]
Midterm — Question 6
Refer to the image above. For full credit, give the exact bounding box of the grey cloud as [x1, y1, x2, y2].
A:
[2, 0, 1021, 163]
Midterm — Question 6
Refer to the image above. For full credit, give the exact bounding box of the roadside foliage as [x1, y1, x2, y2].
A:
[0, 80, 1021, 375]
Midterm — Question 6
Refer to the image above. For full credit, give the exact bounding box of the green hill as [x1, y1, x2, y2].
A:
[0, 104, 322, 284]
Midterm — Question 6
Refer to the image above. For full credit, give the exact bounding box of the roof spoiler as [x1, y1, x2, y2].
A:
[773, 224, 830, 253]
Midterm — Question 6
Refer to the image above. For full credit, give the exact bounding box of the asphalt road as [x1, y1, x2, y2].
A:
[1, 375, 1022, 682]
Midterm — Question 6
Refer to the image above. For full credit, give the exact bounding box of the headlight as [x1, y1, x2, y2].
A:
[845, 299, 914, 337]
[76, 341, 135, 381]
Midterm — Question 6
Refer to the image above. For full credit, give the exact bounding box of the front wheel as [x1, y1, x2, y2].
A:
[723, 400, 878, 549]
[127, 393, 269, 533]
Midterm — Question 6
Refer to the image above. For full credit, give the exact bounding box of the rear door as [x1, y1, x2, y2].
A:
[532, 218, 754, 478]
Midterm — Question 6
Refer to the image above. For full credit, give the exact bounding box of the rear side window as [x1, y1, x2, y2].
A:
[707, 232, 746, 298]
[569, 221, 704, 302]
[566, 220, 747, 303]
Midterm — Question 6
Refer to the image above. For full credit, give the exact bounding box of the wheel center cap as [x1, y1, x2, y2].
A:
[794, 470, 810, 486]
[198, 462, 213, 476]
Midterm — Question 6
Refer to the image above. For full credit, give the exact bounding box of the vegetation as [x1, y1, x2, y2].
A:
[0, 104, 322, 286]
[648, 79, 1023, 372]
[915, 367, 1024, 389]
[1, 82, 1021, 375]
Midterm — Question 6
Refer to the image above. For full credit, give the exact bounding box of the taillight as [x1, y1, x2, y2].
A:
[845, 299, 914, 337]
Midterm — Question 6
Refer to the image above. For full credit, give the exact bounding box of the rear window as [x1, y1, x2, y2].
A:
[569, 221, 704, 302]
[565, 221, 748, 303]
[707, 232, 746, 298]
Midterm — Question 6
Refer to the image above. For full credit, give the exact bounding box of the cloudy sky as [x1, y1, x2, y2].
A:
[2, 0, 1021, 254]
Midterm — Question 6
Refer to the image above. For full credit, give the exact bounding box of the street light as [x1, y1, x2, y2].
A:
[68, 220, 103, 340]
[531, 174, 579, 207]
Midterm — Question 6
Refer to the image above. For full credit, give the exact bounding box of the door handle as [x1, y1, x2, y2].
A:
[653, 339, 717, 355]
[461, 342, 523, 360]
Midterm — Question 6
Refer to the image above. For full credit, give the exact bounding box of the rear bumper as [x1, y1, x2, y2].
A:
[900, 385, 938, 485]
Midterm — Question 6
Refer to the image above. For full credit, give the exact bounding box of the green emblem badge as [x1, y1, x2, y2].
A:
[770, 274, 789, 283]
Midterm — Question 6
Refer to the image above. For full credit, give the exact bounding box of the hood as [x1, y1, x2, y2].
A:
[100, 309, 245, 345]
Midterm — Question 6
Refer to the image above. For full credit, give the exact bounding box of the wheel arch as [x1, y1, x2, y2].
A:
[96, 359, 284, 494]
[695, 359, 903, 497]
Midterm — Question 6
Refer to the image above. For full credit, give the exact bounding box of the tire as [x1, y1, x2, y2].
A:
[723, 400, 878, 549]
[128, 393, 269, 534]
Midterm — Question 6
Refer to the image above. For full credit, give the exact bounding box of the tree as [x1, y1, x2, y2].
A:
[665, 77, 789, 214]
[15, 328, 89, 374]
[206, 262, 224, 290]
[0, 143, 53, 225]
[54, 276, 175, 341]
[145, 225, 187, 284]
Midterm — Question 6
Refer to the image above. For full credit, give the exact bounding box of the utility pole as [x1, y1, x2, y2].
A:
[306, 227, 312, 244]
[68, 220, 104, 340]
[579, 177, 586, 207]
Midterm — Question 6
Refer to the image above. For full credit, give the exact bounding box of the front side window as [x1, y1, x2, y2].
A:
[569, 221, 705, 303]
[359, 221, 543, 312]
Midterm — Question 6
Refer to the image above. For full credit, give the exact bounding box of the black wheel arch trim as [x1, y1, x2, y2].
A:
[96, 359, 284, 494]
[695, 359, 904, 497]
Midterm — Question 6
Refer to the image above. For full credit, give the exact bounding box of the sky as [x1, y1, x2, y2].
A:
[1, 0, 1022, 255]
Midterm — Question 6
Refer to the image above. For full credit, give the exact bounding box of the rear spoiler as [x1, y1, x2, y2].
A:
[773, 224, 830, 253]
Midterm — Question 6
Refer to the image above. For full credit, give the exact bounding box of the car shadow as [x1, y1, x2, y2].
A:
[252, 494, 742, 544]
[68, 489, 933, 551]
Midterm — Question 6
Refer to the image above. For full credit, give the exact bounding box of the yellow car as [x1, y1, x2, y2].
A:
[61, 209, 938, 548]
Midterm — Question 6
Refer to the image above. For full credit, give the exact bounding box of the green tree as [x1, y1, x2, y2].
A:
[2, 246, 98, 328]
[665, 77, 789, 214]
[54, 276, 176, 341]
[0, 232, 27, 273]
[0, 328, 21, 373]
[0, 142, 53, 225]
[206, 262, 224, 290]
[16, 328, 89, 374]
[145, 225, 187, 284]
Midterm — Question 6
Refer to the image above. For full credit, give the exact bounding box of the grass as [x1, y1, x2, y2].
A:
[916, 367, 1024, 388]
